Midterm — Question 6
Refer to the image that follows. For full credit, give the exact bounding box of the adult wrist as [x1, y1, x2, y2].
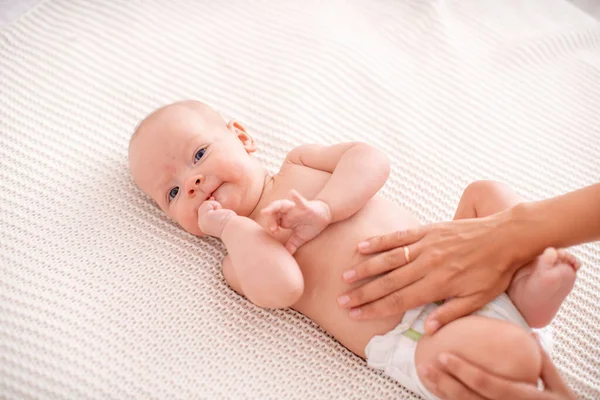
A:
[502, 202, 544, 266]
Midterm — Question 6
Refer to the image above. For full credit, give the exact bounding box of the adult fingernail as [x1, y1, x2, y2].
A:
[427, 320, 440, 333]
[337, 295, 350, 305]
[439, 353, 449, 366]
[358, 241, 370, 250]
[349, 308, 361, 318]
[342, 270, 355, 281]
[417, 365, 430, 378]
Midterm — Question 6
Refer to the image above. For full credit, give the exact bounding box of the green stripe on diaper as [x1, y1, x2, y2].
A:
[402, 328, 422, 341]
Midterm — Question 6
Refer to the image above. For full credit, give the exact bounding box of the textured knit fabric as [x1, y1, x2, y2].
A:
[1, 0, 599, 399]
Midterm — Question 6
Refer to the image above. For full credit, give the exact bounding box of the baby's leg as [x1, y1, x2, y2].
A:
[415, 316, 542, 395]
[454, 180, 577, 327]
[453, 180, 523, 220]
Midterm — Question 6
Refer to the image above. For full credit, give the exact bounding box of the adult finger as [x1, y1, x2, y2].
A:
[345, 276, 447, 320]
[339, 256, 428, 309]
[439, 353, 543, 400]
[343, 244, 417, 283]
[538, 345, 574, 397]
[357, 227, 427, 255]
[419, 363, 485, 400]
[424, 294, 493, 335]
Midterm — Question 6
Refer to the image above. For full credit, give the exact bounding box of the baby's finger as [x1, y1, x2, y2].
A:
[262, 200, 295, 232]
[289, 189, 309, 208]
[261, 211, 279, 233]
[261, 199, 296, 215]
[285, 234, 305, 255]
[198, 200, 219, 213]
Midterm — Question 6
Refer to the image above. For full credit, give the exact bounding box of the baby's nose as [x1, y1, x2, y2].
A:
[185, 175, 204, 197]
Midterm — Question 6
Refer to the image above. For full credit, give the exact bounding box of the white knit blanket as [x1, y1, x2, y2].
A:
[1, 0, 599, 398]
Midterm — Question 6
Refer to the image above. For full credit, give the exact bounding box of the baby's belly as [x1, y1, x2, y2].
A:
[291, 196, 421, 358]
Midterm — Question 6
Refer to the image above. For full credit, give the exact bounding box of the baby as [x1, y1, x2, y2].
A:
[128, 100, 578, 399]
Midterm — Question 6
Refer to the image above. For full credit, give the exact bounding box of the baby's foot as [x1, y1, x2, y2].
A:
[508, 248, 579, 328]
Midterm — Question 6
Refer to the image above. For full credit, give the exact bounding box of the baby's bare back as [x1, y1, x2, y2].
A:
[257, 163, 421, 357]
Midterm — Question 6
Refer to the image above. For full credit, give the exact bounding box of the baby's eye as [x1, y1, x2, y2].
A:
[194, 148, 206, 163]
[168, 187, 179, 202]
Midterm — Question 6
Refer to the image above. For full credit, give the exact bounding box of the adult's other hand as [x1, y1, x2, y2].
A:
[339, 213, 522, 334]
[418, 341, 575, 400]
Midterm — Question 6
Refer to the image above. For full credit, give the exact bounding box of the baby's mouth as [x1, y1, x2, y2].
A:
[207, 184, 222, 201]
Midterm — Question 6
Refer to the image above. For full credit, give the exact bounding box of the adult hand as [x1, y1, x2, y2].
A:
[418, 343, 576, 400]
[338, 213, 526, 334]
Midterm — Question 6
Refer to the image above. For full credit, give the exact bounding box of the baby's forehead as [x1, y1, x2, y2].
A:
[136, 108, 203, 141]
[130, 101, 224, 160]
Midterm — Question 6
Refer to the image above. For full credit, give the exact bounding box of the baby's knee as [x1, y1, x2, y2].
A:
[416, 316, 541, 385]
[485, 320, 542, 383]
[463, 180, 508, 199]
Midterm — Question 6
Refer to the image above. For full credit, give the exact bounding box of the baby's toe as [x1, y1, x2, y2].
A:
[556, 249, 580, 271]
[539, 247, 558, 267]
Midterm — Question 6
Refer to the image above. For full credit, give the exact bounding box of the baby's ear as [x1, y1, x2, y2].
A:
[227, 120, 256, 153]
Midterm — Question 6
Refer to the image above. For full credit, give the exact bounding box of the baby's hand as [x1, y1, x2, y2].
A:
[197, 199, 236, 238]
[261, 190, 332, 255]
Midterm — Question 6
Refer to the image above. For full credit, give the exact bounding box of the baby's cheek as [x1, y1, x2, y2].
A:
[225, 158, 246, 180]
[179, 221, 202, 235]
[182, 218, 203, 236]
[174, 207, 203, 236]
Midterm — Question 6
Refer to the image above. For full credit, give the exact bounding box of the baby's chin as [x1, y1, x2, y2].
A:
[179, 220, 205, 237]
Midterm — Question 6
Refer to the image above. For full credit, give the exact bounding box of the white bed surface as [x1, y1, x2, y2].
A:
[1, 0, 599, 398]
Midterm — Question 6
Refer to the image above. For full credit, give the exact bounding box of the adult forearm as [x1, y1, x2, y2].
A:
[508, 183, 600, 263]
[316, 143, 390, 222]
[221, 216, 304, 308]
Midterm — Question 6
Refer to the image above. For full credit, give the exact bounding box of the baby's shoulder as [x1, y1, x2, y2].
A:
[275, 159, 323, 186]
[270, 151, 331, 197]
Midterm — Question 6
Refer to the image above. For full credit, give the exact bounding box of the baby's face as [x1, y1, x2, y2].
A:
[129, 101, 261, 235]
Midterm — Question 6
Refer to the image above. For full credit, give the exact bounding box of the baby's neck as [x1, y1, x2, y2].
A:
[247, 170, 274, 220]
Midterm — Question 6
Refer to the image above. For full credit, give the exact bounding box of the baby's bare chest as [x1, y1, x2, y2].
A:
[250, 164, 421, 354]
[254, 164, 419, 297]
[266, 163, 332, 204]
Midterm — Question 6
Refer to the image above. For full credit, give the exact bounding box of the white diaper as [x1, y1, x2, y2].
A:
[365, 293, 549, 400]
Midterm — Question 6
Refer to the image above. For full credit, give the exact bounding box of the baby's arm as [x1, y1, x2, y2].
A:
[286, 142, 390, 222]
[198, 201, 303, 309]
